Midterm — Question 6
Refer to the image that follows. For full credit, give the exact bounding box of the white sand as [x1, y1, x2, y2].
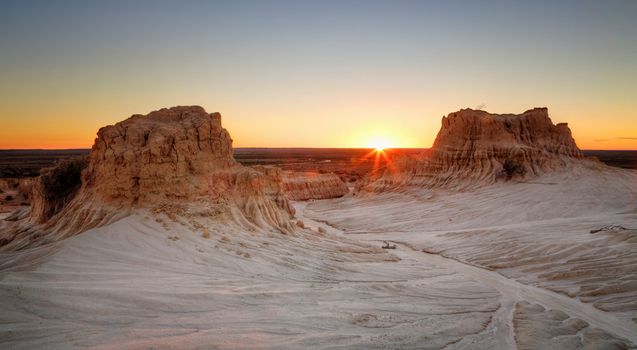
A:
[0, 212, 503, 349]
[305, 163, 637, 348]
[1, 163, 636, 349]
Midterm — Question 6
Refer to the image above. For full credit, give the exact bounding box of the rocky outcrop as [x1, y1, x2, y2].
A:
[83, 106, 236, 206]
[3, 106, 295, 251]
[365, 108, 584, 191]
[281, 171, 349, 200]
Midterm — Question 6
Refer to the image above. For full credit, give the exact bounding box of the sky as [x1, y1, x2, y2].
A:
[0, 0, 636, 150]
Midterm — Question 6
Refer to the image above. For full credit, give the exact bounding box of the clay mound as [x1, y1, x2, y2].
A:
[365, 108, 585, 191]
[281, 171, 349, 201]
[2, 106, 294, 251]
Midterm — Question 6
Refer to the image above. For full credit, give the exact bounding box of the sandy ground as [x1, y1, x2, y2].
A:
[0, 213, 504, 349]
[305, 164, 637, 349]
[1, 163, 636, 349]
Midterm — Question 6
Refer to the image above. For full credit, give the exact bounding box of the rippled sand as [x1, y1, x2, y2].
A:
[1, 164, 636, 349]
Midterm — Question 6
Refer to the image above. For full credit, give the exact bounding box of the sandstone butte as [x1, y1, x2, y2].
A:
[2, 106, 296, 250]
[363, 107, 586, 191]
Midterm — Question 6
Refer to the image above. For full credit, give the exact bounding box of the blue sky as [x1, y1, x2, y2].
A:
[1, 0, 636, 148]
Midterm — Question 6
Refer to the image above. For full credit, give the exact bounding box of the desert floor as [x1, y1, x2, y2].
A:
[1, 165, 636, 349]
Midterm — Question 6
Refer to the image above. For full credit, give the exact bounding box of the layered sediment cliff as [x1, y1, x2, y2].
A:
[2, 106, 295, 250]
[365, 108, 584, 191]
[281, 171, 349, 201]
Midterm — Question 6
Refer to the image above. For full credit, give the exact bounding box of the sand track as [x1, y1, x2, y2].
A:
[395, 242, 637, 345]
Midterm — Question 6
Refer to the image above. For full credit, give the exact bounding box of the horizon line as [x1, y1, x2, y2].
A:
[1, 147, 636, 152]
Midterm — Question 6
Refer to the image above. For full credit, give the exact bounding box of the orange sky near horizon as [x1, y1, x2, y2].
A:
[1, 1, 636, 151]
[1, 101, 636, 151]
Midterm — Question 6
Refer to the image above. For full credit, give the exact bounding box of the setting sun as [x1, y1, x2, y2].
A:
[367, 137, 394, 151]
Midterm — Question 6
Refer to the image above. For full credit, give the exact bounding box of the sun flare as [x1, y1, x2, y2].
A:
[368, 137, 394, 152]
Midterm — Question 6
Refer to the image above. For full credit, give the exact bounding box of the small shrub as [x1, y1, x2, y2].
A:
[35, 156, 87, 221]
[296, 220, 305, 229]
[202, 228, 210, 239]
[500, 159, 526, 180]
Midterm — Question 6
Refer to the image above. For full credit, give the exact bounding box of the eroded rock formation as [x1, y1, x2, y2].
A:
[251, 166, 296, 214]
[2, 106, 294, 250]
[365, 108, 584, 191]
[83, 106, 235, 206]
[281, 171, 349, 201]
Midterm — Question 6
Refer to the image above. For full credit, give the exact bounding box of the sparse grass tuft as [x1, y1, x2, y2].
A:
[499, 159, 526, 180]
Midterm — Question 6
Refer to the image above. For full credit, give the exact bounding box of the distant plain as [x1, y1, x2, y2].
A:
[1, 148, 635, 179]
